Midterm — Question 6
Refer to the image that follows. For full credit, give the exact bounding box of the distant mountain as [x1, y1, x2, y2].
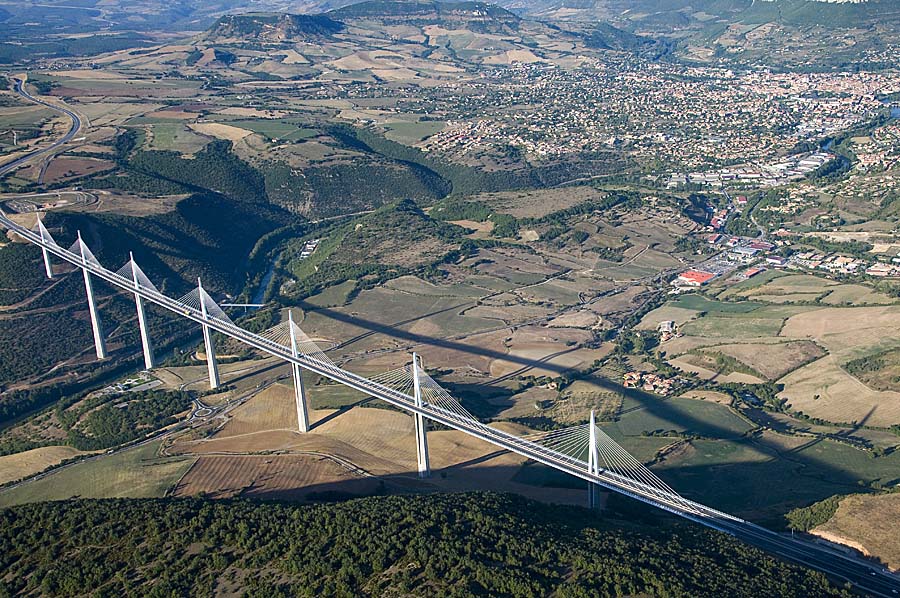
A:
[331, 0, 522, 32]
[204, 13, 344, 42]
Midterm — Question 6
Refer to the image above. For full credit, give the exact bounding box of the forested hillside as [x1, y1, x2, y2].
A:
[0, 492, 851, 597]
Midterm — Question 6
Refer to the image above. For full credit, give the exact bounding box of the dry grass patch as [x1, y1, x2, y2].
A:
[214, 383, 297, 438]
[779, 355, 900, 426]
[188, 122, 253, 142]
[678, 390, 733, 404]
[820, 285, 896, 306]
[714, 340, 825, 380]
[0, 446, 88, 485]
[813, 493, 900, 571]
[172, 454, 378, 500]
[636, 305, 700, 331]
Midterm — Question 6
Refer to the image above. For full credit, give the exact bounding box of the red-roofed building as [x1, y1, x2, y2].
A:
[750, 241, 774, 251]
[676, 270, 716, 286]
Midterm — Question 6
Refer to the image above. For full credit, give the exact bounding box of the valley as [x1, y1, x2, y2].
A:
[0, 0, 899, 594]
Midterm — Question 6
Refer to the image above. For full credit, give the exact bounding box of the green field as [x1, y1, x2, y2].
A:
[304, 279, 357, 308]
[608, 397, 754, 439]
[654, 433, 900, 521]
[0, 440, 195, 507]
[669, 294, 764, 313]
[146, 122, 208, 153]
[680, 315, 786, 338]
[383, 120, 445, 144]
[0, 106, 55, 128]
[226, 119, 317, 141]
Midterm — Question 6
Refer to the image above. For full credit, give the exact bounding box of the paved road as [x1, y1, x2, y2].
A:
[0, 76, 82, 177]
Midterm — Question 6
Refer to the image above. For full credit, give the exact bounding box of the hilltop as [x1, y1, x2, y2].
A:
[203, 13, 345, 42]
[331, 0, 522, 32]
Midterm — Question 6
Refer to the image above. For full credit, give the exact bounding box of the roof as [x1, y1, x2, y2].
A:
[677, 270, 716, 284]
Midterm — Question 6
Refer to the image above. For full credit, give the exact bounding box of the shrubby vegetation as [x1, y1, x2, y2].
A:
[785, 495, 844, 531]
[60, 389, 192, 451]
[0, 34, 152, 64]
[0, 492, 851, 597]
[429, 197, 519, 237]
[0, 243, 47, 305]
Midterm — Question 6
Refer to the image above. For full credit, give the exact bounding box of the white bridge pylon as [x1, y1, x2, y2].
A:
[2, 209, 714, 521]
[70, 231, 106, 360]
[115, 253, 156, 370]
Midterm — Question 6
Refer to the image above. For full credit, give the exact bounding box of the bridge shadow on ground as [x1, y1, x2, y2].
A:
[300, 302, 897, 524]
[216, 462, 665, 524]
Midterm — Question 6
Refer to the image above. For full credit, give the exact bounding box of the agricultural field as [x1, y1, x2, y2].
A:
[172, 454, 381, 500]
[779, 306, 900, 426]
[651, 287, 900, 427]
[143, 122, 209, 153]
[653, 431, 900, 521]
[0, 441, 195, 508]
[0, 445, 87, 485]
[720, 274, 897, 307]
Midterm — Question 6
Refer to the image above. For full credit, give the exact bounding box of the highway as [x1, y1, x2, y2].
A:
[0, 76, 82, 177]
[1, 209, 898, 596]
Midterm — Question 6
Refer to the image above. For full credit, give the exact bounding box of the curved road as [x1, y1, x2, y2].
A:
[0, 76, 82, 177]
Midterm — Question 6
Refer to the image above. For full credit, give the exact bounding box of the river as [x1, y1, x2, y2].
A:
[251, 256, 277, 305]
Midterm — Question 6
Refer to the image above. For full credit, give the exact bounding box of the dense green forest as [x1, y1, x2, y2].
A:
[0, 492, 850, 597]
[45, 138, 296, 291]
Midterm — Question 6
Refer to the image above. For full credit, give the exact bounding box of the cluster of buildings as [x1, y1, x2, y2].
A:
[419, 119, 499, 155]
[790, 251, 867, 275]
[674, 236, 777, 287]
[668, 152, 835, 189]
[623, 371, 675, 395]
[298, 238, 320, 260]
[399, 60, 899, 174]
[657, 320, 680, 343]
[851, 121, 900, 173]
[676, 234, 900, 285]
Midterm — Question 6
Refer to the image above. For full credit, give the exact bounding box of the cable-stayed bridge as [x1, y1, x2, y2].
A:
[2, 209, 899, 596]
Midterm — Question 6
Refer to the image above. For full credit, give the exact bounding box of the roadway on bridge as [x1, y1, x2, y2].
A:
[0, 76, 82, 178]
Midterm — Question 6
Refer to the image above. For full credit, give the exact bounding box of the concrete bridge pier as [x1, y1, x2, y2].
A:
[198, 278, 221, 389]
[78, 231, 106, 360]
[130, 254, 155, 370]
[36, 217, 52, 279]
[288, 311, 310, 433]
[588, 410, 601, 509]
[412, 352, 431, 478]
